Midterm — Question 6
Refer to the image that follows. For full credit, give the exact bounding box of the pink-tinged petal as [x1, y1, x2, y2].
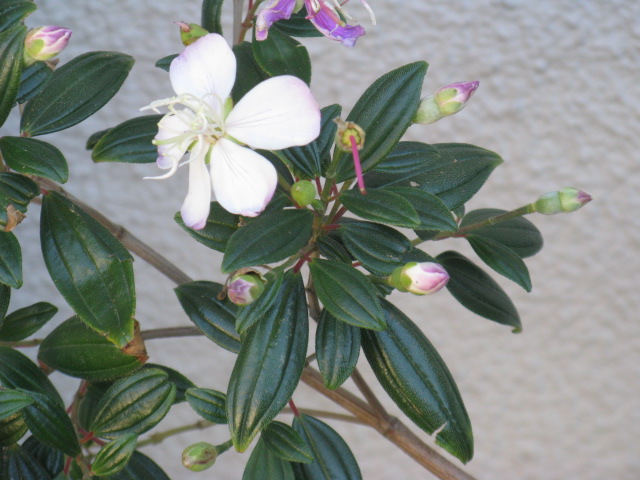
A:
[305, 1, 365, 47]
[225, 76, 320, 150]
[154, 113, 191, 169]
[170, 33, 236, 104]
[255, 0, 298, 41]
[210, 139, 277, 216]
[180, 147, 212, 230]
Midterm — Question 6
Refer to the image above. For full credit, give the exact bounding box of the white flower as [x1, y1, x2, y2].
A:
[143, 33, 321, 229]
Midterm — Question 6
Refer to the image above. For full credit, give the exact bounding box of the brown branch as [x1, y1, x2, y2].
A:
[350, 368, 389, 420]
[141, 326, 203, 341]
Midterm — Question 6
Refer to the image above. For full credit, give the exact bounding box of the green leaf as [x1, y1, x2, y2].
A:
[89, 368, 176, 439]
[317, 104, 342, 174]
[174, 202, 239, 252]
[362, 299, 474, 463]
[316, 236, 352, 264]
[235, 271, 284, 334]
[0, 284, 9, 325]
[339, 220, 411, 276]
[227, 272, 308, 452]
[242, 438, 295, 480]
[21, 51, 135, 136]
[91, 433, 138, 477]
[460, 208, 543, 258]
[38, 316, 145, 381]
[222, 209, 314, 273]
[315, 310, 360, 390]
[0, 172, 39, 230]
[0, 301, 57, 341]
[21, 390, 81, 457]
[201, 0, 223, 34]
[21, 436, 64, 478]
[91, 115, 162, 164]
[0, 389, 33, 420]
[334, 62, 427, 181]
[40, 192, 135, 347]
[309, 259, 385, 330]
[386, 187, 458, 232]
[0, 347, 63, 405]
[143, 364, 195, 404]
[154, 54, 177, 72]
[185, 387, 227, 424]
[232, 42, 269, 103]
[107, 451, 170, 480]
[16, 61, 52, 104]
[76, 382, 111, 432]
[437, 251, 522, 332]
[364, 141, 443, 188]
[0, 25, 25, 127]
[272, 7, 324, 38]
[0, 444, 53, 480]
[0, 1, 36, 32]
[292, 414, 362, 480]
[0, 231, 21, 287]
[0, 411, 27, 446]
[414, 144, 504, 210]
[340, 189, 420, 228]
[468, 235, 532, 291]
[263, 421, 314, 463]
[252, 27, 311, 85]
[0, 136, 68, 183]
[174, 281, 241, 353]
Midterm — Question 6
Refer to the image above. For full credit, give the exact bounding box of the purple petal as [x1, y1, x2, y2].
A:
[255, 0, 298, 40]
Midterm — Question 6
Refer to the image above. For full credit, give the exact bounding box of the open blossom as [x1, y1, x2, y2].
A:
[143, 33, 321, 229]
[256, 0, 375, 47]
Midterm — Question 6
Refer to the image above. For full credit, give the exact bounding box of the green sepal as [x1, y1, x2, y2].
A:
[91, 432, 138, 477]
[16, 61, 52, 104]
[235, 271, 284, 334]
[263, 421, 314, 464]
[0, 25, 26, 128]
[201, 0, 223, 34]
[0, 301, 57, 341]
[252, 27, 311, 85]
[185, 387, 227, 424]
[91, 115, 163, 164]
[468, 235, 532, 291]
[175, 202, 239, 253]
[0, 136, 68, 183]
[0, 172, 39, 230]
[0, 389, 33, 420]
[0, 231, 21, 288]
[0, 347, 63, 405]
[316, 309, 361, 390]
[242, 437, 295, 480]
[340, 189, 420, 228]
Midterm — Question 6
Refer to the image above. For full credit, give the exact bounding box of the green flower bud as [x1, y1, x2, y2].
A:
[533, 188, 592, 215]
[182, 442, 217, 472]
[227, 271, 266, 306]
[389, 262, 449, 295]
[414, 81, 479, 124]
[291, 180, 316, 206]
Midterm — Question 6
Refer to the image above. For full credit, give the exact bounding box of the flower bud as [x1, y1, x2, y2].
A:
[177, 22, 209, 46]
[414, 81, 479, 125]
[227, 272, 266, 306]
[389, 262, 449, 295]
[182, 442, 217, 472]
[24, 26, 72, 65]
[291, 180, 316, 207]
[533, 187, 592, 215]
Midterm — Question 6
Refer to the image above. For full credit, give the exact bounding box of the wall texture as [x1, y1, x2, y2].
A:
[2, 0, 639, 479]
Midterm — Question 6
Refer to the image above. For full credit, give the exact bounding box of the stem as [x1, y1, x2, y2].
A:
[236, 0, 267, 44]
[138, 420, 214, 448]
[350, 369, 388, 420]
[0, 338, 43, 348]
[281, 407, 366, 425]
[141, 326, 202, 341]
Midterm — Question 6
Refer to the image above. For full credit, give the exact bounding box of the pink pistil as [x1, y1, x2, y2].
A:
[350, 135, 366, 194]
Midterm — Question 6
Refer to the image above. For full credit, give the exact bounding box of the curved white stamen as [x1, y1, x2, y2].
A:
[144, 160, 179, 180]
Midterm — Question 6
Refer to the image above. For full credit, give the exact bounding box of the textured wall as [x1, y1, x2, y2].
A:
[2, 0, 639, 479]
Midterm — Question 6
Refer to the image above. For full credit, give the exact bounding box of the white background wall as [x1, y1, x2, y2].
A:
[2, 0, 639, 479]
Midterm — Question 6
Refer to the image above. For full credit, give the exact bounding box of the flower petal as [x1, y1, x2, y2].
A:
[180, 145, 212, 230]
[307, 8, 365, 47]
[225, 76, 320, 150]
[154, 113, 192, 169]
[170, 33, 236, 104]
[255, 0, 298, 41]
[210, 138, 277, 216]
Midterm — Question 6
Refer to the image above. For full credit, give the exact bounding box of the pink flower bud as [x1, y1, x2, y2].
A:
[182, 442, 217, 472]
[389, 262, 449, 295]
[533, 187, 592, 215]
[24, 26, 72, 64]
[227, 272, 266, 306]
[414, 81, 479, 124]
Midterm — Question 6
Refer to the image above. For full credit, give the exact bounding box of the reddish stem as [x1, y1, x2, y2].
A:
[288, 399, 301, 417]
[315, 177, 323, 194]
[80, 432, 95, 444]
[333, 207, 347, 223]
[350, 135, 366, 194]
[293, 257, 307, 273]
[322, 224, 341, 231]
[64, 457, 72, 475]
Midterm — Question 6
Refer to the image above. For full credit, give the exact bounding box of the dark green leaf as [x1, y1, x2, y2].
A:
[185, 387, 227, 424]
[174, 202, 239, 252]
[292, 414, 362, 480]
[154, 54, 177, 72]
[340, 189, 420, 228]
[333, 62, 427, 181]
[276, 142, 320, 180]
[468, 235, 532, 291]
[0, 411, 27, 446]
[386, 187, 457, 232]
[91, 433, 137, 477]
[316, 309, 360, 390]
[77, 382, 111, 433]
[0, 136, 68, 183]
[17, 61, 52, 104]
[316, 236, 352, 264]
[252, 27, 311, 85]
[227, 272, 308, 452]
[272, 7, 324, 38]
[437, 251, 522, 331]
[0, 347, 63, 405]
[21, 390, 80, 457]
[21, 51, 135, 136]
[22, 436, 64, 478]
[317, 104, 341, 174]
[232, 42, 269, 103]
[143, 364, 195, 404]
[86, 128, 110, 150]
[0, 284, 9, 326]
[0, 25, 25, 127]
[414, 144, 504, 210]
[0, 389, 33, 420]
[0, 172, 39, 230]
[339, 220, 411, 276]
[235, 271, 284, 334]
[460, 208, 543, 258]
[0, 231, 21, 287]
[89, 368, 176, 439]
[0, 444, 52, 480]
[107, 451, 170, 480]
[364, 142, 443, 188]
[263, 421, 314, 463]
[242, 438, 294, 480]
[0, 1, 36, 32]
[363, 300, 474, 463]
[40, 192, 135, 347]
[0, 301, 57, 341]
[91, 115, 162, 164]
[222, 209, 314, 273]
[309, 259, 385, 330]
[201, 0, 223, 34]
[38, 317, 144, 381]
[174, 281, 241, 353]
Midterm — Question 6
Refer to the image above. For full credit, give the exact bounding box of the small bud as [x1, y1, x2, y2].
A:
[414, 81, 479, 125]
[178, 22, 209, 46]
[389, 262, 449, 295]
[182, 442, 217, 472]
[227, 272, 266, 306]
[24, 26, 71, 65]
[291, 180, 316, 207]
[334, 119, 365, 152]
[533, 187, 592, 215]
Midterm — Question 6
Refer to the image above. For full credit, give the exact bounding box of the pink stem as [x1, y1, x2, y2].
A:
[350, 135, 366, 194]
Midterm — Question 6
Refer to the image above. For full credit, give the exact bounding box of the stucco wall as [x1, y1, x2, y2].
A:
[2, 0, 639, 479]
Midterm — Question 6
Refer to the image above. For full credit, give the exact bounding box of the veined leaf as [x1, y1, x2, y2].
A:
[0, 25, 26, 127]
[0, 136, 68, 183]
[91, 115, 162, 164]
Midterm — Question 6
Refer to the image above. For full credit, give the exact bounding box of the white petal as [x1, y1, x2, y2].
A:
[170, 33, 236, 104]
[225, 76, 320, 150]
[210, 138, 277, 216]
[155, 114, 191, 169]
[180, 146, 212, 230]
